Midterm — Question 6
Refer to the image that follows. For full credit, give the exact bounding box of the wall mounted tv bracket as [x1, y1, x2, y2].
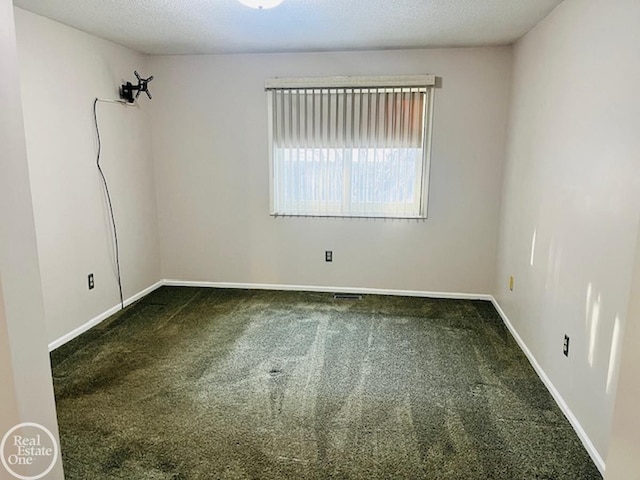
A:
[120, 71, 154, 103]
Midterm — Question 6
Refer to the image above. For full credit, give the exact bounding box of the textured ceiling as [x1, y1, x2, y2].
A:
[12, 0, 563, 55]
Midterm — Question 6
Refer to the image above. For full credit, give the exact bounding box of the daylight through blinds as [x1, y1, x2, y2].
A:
[269, 85, 431, 218]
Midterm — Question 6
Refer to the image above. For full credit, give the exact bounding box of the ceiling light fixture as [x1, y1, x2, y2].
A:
[238, 0, 283, 9]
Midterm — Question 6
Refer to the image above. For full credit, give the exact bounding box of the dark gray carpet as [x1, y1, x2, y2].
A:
[51, 287, 602, 479]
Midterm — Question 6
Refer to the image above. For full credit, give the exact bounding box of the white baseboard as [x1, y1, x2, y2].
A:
[48, 280, 163, 352]
[162, 279, 494, 301]
[490, 296, 606, 475]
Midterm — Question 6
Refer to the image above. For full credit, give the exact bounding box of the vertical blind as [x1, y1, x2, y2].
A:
[266, 77, 434, 218]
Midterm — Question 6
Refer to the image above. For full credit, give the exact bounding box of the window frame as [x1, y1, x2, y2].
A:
[266, 75, 435, 219]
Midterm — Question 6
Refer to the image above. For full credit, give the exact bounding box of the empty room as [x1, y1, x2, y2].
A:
[1, 0, 639, 479]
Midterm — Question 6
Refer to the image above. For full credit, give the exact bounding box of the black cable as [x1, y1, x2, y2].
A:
[93, 98, 124, 311]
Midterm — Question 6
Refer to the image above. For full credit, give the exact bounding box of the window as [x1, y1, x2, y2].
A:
[266, 75, 435, 218]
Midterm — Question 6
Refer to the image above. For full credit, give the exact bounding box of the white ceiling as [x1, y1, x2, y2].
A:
[12, 0, 563, 55]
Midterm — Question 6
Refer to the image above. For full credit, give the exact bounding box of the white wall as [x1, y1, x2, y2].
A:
[149, 48, 511, 293]
[606, 228, 640, 478]
[0, 280, 19, 447]
[495, 0, 640, 467]
[0, 2, 63, 477]
[14, 8, 161, 345]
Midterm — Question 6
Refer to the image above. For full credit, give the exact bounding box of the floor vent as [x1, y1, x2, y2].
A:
[333, 293, 363, 300]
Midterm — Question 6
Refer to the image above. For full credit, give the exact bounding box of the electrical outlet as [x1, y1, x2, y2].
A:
[509, 276, 514, 291]
[88, 273, 95, 290]
[563, 334, 570, 357]
[325, 251, 333, 262]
